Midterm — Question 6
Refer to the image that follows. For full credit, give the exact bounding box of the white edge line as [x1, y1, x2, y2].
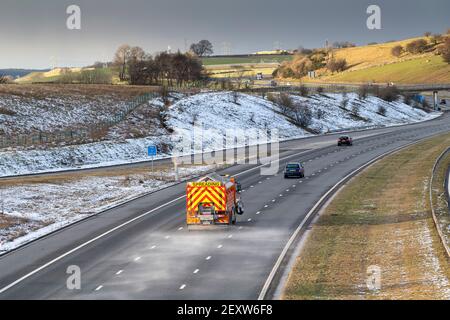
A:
[0, 148, 313, 294]
[0, 195, 184, 294]
[257, 138, 434, 300]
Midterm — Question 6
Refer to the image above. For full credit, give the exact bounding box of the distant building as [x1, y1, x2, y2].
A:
[254, 50, 288, 55]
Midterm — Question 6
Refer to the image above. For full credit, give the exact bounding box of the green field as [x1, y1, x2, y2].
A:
[319, 55, 450, 84]
[202, 55, 293, 66]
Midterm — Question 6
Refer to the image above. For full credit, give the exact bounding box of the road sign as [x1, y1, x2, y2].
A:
[148, 145, 157, 157]
[148, 146, 157, 175]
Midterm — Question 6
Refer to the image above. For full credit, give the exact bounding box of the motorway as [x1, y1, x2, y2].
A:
[0, 112, 450, 300]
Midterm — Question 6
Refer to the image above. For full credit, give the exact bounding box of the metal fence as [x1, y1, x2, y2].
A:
[0, 92, 158, 150]
[241, 83, 450, 95]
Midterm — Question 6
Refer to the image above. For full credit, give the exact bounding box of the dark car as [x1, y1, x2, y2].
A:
[284, 162, 305, 178]
[338, 136, 353, 146]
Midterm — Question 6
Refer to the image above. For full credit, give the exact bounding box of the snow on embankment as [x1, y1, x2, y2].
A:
[288, 93, 437, 133]
[166, 92, 310, 150]
[0, 92, 439, 177]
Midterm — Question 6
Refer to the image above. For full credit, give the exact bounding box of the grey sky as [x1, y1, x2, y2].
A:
[0, 0, 448, 69]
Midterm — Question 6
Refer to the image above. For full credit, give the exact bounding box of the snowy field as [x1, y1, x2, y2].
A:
[0, 91, 439, 177]
[0, 165, 217, 253]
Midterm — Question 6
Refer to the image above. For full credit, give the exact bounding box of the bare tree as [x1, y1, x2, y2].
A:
[358, 85, 370, 100]
[114, 44, 131, 81]
[327, 58, 347, 73]
[190, 40, 214, 57]
[391, 45, 403, 57]
[0, 74, 9, 84]
[278, 93, 293, 115]
[131, 47, 146, 62]
[292, 103, 313, 127]
[443, 38, 450, 64]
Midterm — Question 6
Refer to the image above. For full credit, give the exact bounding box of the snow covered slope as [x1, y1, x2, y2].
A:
[0, 91, 439, 177]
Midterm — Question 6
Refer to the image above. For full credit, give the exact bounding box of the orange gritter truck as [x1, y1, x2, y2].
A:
[186, 173, 244, 229]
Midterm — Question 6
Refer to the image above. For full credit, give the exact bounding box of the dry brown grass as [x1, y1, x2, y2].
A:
[283, 133, 450, 300]
[0, 84, 160, 100]
[333, 37, 432, 72]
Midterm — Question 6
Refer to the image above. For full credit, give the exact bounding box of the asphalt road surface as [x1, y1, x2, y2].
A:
[1, 113, 450, 300]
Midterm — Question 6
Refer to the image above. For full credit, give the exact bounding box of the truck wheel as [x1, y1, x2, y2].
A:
[231, 209, 237, 225]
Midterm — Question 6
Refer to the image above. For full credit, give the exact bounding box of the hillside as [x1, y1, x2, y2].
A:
[0, 69, 50, 79]
[333, 37, 433, 71]
[15, 67, 121, 84]
[277, 36, 450, 84]
[320, 36, 450, 84]
[320, 55, 450, 84]
[0, 91, 438, 176]
[15, 67, 83, 84]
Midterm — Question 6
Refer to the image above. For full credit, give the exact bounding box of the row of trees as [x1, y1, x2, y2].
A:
[58, 68, 113, 84]
[391, 30, 450, 64]
[274, 49, 348, 79]
[127, 51, 204, 86]
[112, 41, 211, 86]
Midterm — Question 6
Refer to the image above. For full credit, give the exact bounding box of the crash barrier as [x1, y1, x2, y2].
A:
[241, 83, 450, 95]
[430, 147, 450, 259]
[0, 92, 158, 149]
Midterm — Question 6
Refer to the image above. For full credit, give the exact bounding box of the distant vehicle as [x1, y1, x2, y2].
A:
[338, 136, 353, 146]
[284, 162, 305, 179]
[440, 99, 447, 105]
[270, 80, 277, 87]
[256, 73, 263, 80]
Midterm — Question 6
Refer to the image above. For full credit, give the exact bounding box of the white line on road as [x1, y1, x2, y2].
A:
[206, 256, 212, 261]
[258, 139, 431, 300]
[134, 257, 141, 262]
[180, 284, 187, 290]
[217, 245, 223, 249]
[95, 285, 103, 291]
[193, 269, 199, 274]
[116, 270, 124, 275]
[0, 194, 186, 295]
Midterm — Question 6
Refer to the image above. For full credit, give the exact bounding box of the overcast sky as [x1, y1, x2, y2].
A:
[0, 0, 449, 69]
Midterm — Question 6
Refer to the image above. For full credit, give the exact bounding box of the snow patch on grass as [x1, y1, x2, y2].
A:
[0, 92, 440, 177]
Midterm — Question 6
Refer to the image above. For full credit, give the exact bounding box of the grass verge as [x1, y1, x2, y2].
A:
[283, 133, 450, 300]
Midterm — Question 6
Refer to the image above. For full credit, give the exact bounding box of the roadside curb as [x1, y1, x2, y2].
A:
[258, 132, 448, 300]
[429, 148, 450, 259]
